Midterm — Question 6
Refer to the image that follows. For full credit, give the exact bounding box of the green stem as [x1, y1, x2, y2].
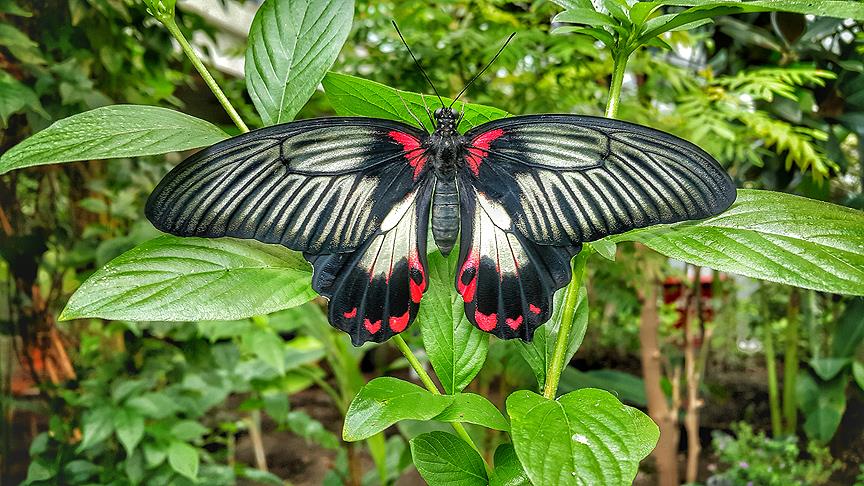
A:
[161, 16, 249, 133]
[539, 47, 630, 402]
[783, 289, 800, 435]
[605, 49, 629, 119]
[391, 335, 493, 477]
[542, 250, 591, 400]
[764, 324, 782, 437]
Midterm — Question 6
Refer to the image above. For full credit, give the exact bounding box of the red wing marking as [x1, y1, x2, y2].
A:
[408, 252, 426, 303]
[389, 311, 410, 332]
[389, 131, 427, 180]
[343, 307, 358, 319]
[457, 251, 479, 303]
[475, 310, 497, 331]
[465, 129, 505, 176]
[364, 318, 382, 334]
[506, 315, 523, 330]
[529, 304, 542, 315]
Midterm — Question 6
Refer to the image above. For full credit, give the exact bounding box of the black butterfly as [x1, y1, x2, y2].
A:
[145, 33, 736, 346]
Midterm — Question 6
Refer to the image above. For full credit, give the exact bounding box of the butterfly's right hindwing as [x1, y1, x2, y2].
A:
[145, 118, 430, 254]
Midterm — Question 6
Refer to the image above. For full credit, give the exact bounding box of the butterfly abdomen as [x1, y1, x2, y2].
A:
[431, 178, 459, 256]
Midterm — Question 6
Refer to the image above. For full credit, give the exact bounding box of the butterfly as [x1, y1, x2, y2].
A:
[145, 31, 736, 347]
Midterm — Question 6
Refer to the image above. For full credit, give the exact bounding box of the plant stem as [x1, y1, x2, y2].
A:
[764, 322, 782, 436]
[605, 49, 629, 119]
[542, 250, 591, 399]
[783, 289, 800, 435]
[161, 16, 249, 133]
[391, 335, 493, 476]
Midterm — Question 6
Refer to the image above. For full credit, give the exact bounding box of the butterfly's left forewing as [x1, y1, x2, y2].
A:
[309, 180, 434, 345]
[456, 114, 736, 339]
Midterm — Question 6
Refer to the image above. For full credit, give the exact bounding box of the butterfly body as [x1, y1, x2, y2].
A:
[146, 111, 736, 346]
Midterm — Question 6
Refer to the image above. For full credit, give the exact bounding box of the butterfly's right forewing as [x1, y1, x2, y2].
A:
[146, 118, 430, 255]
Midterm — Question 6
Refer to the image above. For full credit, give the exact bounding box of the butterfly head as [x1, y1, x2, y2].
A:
[433, 107, 460, 135]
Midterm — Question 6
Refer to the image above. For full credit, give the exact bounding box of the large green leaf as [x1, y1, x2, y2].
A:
[617, 190, 864, 296]
[167, 441, 199, 480]
[796, 371, 847, 442]
[113, 408, 145, 456]
[831, 298, 864, 358]
[489, 444, 531, 486]
[507, 389, 658, 485]
[323, 72, 509, 132]
[518, 285, 588, 390]
[60, 236, 315, 321]
[432, 393, 510, 432]
[343, 377, 454, 441]
[420, 250, 488, 394]
[77, 407, 114, 453]
[0, 105, 228, 174]
[245, 0, 353, 125]
[410, 431, 488, 486]
[658, 1, 864, 20]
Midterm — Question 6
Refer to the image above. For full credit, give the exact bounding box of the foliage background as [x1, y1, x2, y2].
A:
[1, 0, 864, 485]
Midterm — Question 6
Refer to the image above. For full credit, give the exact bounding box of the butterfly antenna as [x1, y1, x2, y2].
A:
[450, 32, 515, 109]
[392, 20, 445, 108]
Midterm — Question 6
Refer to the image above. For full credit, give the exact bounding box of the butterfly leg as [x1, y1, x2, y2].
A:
[397, 91, 429, 132]
[420, 94, 436, 129]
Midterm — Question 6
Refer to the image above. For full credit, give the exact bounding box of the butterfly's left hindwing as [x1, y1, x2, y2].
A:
[308, 180, 434, 345]
[455, 179, 579, 340]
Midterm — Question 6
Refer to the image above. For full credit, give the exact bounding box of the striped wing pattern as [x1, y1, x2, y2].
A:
[146, 118, 429, 255]
[308, 181, 433, 345]
[461, 115, 737, 247]
[456, 115, 735, 338]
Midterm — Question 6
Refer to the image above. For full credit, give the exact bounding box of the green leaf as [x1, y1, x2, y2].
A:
[552, 26, 616, 47]
[489, 444, 531, 486]
[420, 250, 488, 394]
[77, 407, 114, 452]
[617, 190, 864, 296]
[170, 420, 209, 441]
[409, 431, 488, 486]
[507, 389, 658, 485]
[853, 361, 864, 392]
[24, 460, 56, 483]
[168, 441, 199, 480]
[343, 377, 454, 441]
[551, 0, 594, 9]
[639, 7, 738, 43]
[127, 392, 179, 419]
[433, 393, 510, 431]
[143, 442, 168, 468]
[60, 236, 315, 321]
[0, 105, 228, 175]
[809, 357, 851, 381]
[559, 368, 647, 407]
[587, 239, 616, 262]
[243, 329, 286, 375]
[518, 285, 588, 390]
[113, 408, 145, 456]
[553, 8, 618, 29]
[0, 71, 46, 127]
[796, 371, 847, 442]
[245, 0, 354, 125]
[323, 72, 509, 132]
[831, 298, 864, 358]
[658, 0, 864, 20]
